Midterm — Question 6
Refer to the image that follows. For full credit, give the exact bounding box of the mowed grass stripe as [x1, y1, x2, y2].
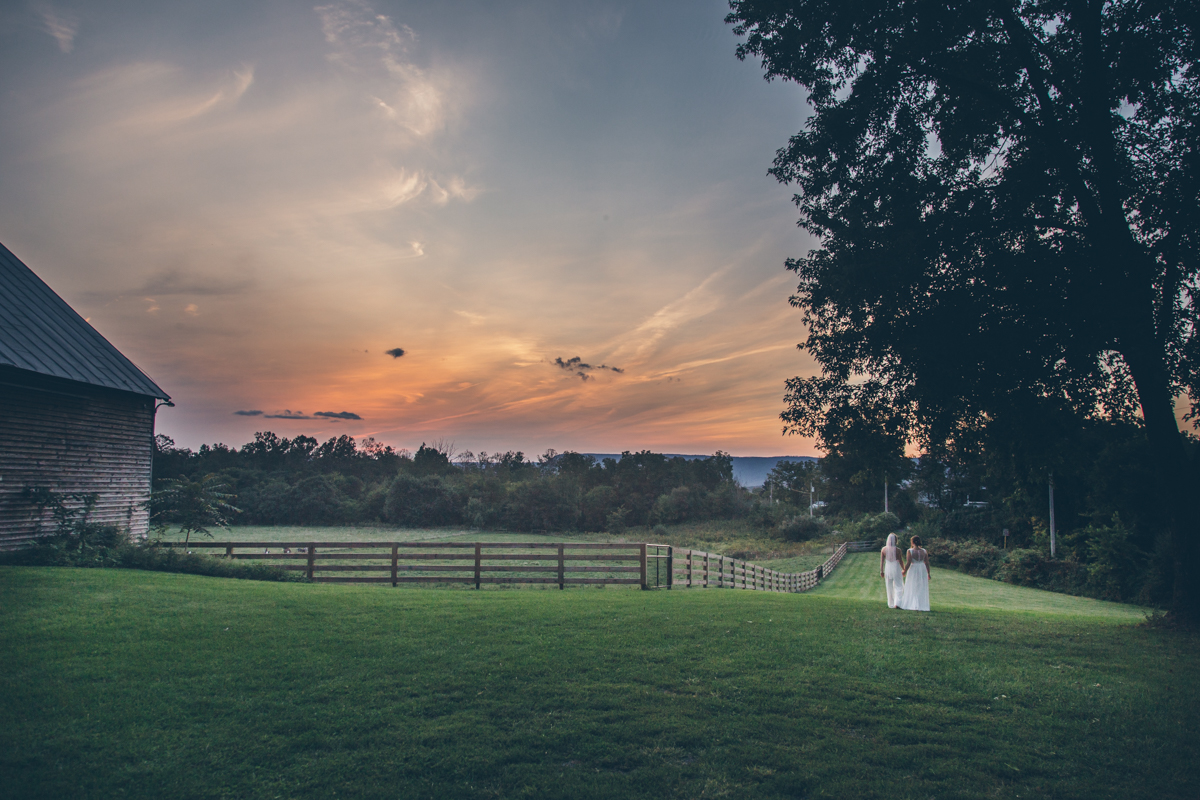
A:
[1, 567, 1193, 799]
[812, 552, 1150, 620]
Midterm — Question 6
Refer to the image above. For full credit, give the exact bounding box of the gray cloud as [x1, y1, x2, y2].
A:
[553, 356, 625, 381]
[38, 7, 79, 53]
[233, 409, 264, 416]
[315, 410, 362, 420]
[263, 410, 312, 419]
[386, 347, 406, 358]
[142, 269, 254, 296]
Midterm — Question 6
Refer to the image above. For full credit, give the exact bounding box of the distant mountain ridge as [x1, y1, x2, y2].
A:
[582, 454, 816, 488]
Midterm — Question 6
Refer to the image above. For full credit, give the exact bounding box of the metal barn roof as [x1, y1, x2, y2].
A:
[0, 241, 169, 399]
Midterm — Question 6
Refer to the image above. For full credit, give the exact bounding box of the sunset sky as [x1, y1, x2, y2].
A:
[0, 0, 822, 457]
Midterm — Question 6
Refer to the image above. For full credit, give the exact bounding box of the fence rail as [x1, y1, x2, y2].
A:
[668, 542, 848, 593]
[159, 540, 850, 592]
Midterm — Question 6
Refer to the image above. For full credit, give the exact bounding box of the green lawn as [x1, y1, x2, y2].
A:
[815, 552, 1150, 620]
[2, 564, 1193, 799]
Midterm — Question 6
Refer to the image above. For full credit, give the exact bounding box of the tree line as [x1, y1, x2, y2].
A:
[152, 433, 745, 532]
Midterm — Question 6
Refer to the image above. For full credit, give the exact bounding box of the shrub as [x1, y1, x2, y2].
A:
[384, 475, 463, 527]
[582, 486, 619, 531]
[778, 516, 831, 542]
[925, 539, 1002, 578]
[994, 548, 1086, 594]
[605, 508, 628, 535]
[1082, 514, 1144, 602]
[863, 512, 901, 538]
[115, 545, 307, 582]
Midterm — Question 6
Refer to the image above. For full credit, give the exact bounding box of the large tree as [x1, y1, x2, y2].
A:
[727, 0, 1200, 617]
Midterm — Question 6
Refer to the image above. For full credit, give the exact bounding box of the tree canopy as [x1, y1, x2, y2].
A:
[727, 0, 1199, 616]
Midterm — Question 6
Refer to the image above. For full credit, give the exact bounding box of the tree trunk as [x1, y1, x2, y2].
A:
[1125, 346, 1200, 623]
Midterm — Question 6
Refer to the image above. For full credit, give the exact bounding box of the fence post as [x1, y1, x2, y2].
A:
[640, 543, 648, 590]
[475, 543, 482, 590]
[391, 544, 398, 587]
[307, 546, 315, 580]
[225, 545, 233, 559]
[558, 545, 565, 590]
[667, 546, 673, 589]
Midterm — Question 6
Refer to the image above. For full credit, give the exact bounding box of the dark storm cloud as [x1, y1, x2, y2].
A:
[552, 356, 625, 381]
[315, 411, 362, 420]
[234, 409, 264, 416]
[386, 348, 406, 358]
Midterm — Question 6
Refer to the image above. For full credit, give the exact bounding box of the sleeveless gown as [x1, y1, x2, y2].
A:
[899, 548, 930, 611]
[882, 546, 904, 608]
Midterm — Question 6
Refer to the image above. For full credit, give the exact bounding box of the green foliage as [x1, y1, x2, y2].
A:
[731, 0, 1200, 617]
[1082, 515, 1145, 602]
[778, 515, 830, 542]
[150, 473, 240, 546]
[384, 475, 463, 527]
[154, 433, 750, 533]
[605, 508, 627, 535]
[4, 488, 299, 582]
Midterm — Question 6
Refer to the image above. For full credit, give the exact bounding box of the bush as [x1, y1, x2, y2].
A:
[926, 539, 1002, 578]
[115, 545, 307, 582]
[384, 475, 463, 527]
[1082, 514, 1144, 602]
[0, 540, 305, 583]
[605, 508, 628, 535]
[994, 548, 1086, 594]
[778, 516, 831, 542]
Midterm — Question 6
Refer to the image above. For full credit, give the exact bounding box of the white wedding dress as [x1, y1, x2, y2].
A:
[882, 540, 904, 608]
[899, 547, 930, 611]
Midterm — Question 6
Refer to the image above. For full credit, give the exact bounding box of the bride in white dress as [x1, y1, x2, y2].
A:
[899, 535, 931, 611]
[880, 533, 904, 608]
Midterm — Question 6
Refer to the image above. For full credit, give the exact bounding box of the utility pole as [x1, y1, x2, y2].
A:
[809, 483, 814, 518]
[1048, 472, 1057, 558]
[884, 475, 889, 514]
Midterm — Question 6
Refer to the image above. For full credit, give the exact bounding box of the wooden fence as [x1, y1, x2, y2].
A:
[161, 540, 850, 593]
[668, 542, 848, 593]
[164, 541, 648, 588]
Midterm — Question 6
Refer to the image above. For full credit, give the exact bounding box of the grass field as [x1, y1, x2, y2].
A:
[2, 557, 1195, 799]
[816, 553, 1150, 620]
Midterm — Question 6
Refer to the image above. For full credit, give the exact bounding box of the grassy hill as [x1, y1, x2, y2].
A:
[1, 558, 1194, 799]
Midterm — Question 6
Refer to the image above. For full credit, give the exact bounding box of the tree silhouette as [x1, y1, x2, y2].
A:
[728, 0, 1199, 618]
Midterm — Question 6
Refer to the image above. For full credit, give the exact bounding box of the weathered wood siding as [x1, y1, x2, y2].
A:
[0, 367, 155, 548]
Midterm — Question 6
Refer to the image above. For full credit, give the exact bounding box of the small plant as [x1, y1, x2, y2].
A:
[605, 508, 628, 535]
[150, 474, 240, 546]
[18, 487, 124, 566]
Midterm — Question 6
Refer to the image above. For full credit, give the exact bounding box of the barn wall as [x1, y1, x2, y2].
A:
[0, 368, 155, 548]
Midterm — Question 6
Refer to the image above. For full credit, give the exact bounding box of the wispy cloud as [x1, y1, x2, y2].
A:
[315, 410, 362, 420]
[316, 0, 444, 137]
[608, 267, 729, 363]
[38, 5, 79, 53]
[233, 409, 264, 416]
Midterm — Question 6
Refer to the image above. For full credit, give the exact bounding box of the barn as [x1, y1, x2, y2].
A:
[0, 241, 170, 548]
